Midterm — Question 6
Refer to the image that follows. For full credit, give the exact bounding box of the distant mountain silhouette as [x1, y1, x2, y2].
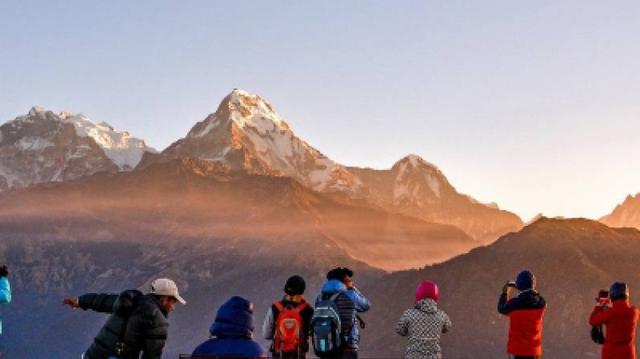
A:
[349, 155, 522, 243]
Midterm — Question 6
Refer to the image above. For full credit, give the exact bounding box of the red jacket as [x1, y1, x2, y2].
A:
[589, 300, 639, 359]
[498, 290, 546, 356]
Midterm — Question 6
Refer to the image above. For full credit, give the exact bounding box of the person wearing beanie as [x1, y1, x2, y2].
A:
[589, 282, 639, 359]
[396, 281, 452, 359]
[497, 270, 547, 359]
[262, 275, 314, 359]
[193, 296, 266, 358]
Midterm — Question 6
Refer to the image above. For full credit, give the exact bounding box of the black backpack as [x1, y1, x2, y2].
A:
[113, 289, 143, 356]
[591, 325, 605, 345]
[311, 293, 343, 356]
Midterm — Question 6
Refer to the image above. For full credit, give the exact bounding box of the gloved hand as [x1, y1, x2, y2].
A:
[62, 297, 80, 309]
[0, 265, 8, 278]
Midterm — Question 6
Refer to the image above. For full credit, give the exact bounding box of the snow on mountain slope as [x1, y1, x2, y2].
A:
[0, 107, 156, 190]
[160, 89, 522, 242]
[163, 89, 362, 193]
[60, 111, 156, 170]
[348, 154, 523, 243]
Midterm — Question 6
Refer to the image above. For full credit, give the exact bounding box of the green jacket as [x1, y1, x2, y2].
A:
[79, 291, 169, 359]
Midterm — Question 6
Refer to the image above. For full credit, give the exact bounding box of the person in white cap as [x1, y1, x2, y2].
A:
[63, 278, 185, 359]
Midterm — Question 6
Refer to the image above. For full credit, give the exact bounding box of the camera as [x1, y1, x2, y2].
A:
[596, 289, 610, 306]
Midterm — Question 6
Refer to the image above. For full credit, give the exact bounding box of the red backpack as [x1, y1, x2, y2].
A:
[273, 300, 308, 354]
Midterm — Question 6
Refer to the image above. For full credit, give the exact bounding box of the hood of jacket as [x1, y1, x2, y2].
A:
[210, 296, 255, 339]
[516, 289, 546, 309]
[415, 298, 438, 314]
[321, 279, 347, 295]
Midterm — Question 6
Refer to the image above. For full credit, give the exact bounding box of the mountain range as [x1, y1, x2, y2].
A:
[2, 89, 640, 358]
[0, 89, 524, 248]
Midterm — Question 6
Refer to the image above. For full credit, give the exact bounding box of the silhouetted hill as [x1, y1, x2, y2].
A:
[362, 218, 640, 358]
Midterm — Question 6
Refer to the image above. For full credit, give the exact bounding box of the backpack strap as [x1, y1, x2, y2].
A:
[274, 301, 285, 311]
[115, 291, 142, 357]
[294, 300, 308, 313]
[329, 292, 342, 302]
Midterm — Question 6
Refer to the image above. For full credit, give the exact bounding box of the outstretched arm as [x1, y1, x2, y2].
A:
[76, 293, 118, 313]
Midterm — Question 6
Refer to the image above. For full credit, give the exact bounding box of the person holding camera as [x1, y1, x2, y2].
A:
[589, 282, 639, 359]
[497, 270, 546, 359]
[0, 265, 11, 357]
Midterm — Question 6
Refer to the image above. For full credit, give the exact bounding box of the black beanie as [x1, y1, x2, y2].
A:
[326, 267, 354, 280]
[284, 275, 306, 296]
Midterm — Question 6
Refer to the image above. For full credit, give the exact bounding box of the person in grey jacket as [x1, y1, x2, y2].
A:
[396, 281, 451, 359]
[63, 278, 186, 359]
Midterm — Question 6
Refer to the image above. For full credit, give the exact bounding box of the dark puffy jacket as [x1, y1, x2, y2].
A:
[79, 291, 169, 359]
[497, 289, 546, 357]
[192, 296, 266, 358]
[589, 299, 639, 359]
[315, 280, 370, 350]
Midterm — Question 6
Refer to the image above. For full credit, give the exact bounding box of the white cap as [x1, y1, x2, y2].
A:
[150, 278, 186, 305]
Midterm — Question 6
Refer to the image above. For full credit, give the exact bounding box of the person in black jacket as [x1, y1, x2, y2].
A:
[63, 278, 186, 359]
[497, 270, 547, 359]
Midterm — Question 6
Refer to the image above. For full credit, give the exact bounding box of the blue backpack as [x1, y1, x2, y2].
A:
[311, 293, 343, 356]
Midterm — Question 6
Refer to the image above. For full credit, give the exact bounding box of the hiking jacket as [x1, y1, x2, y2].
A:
[79, 291, 169, 359]
[316, 279, 370, 349]
[262, 296, 314, 354]
[396, 298, 452, 359]
[589, 299, 639, 359]
[497, 290, 546, 356]
[193, 296, 266, 358]
[0, 277, 11, 336]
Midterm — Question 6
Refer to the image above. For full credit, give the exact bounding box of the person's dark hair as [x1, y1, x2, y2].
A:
[284, 275, 306, 296]
[0, 265, 8, 278]
[326, 267, 354, 280]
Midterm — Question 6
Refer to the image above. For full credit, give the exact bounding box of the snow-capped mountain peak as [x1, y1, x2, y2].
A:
[166, 89, 362, 193]
[59, 111, 157, 170]
[189, 89, 289, 139]
[392, 154, 445, 200]
[0, 107, 156, 190]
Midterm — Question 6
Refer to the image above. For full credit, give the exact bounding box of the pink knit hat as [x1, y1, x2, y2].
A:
[415, 281, 439, 303]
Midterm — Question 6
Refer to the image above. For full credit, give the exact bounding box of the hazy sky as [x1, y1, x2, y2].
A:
[1, 1, 639, 221]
